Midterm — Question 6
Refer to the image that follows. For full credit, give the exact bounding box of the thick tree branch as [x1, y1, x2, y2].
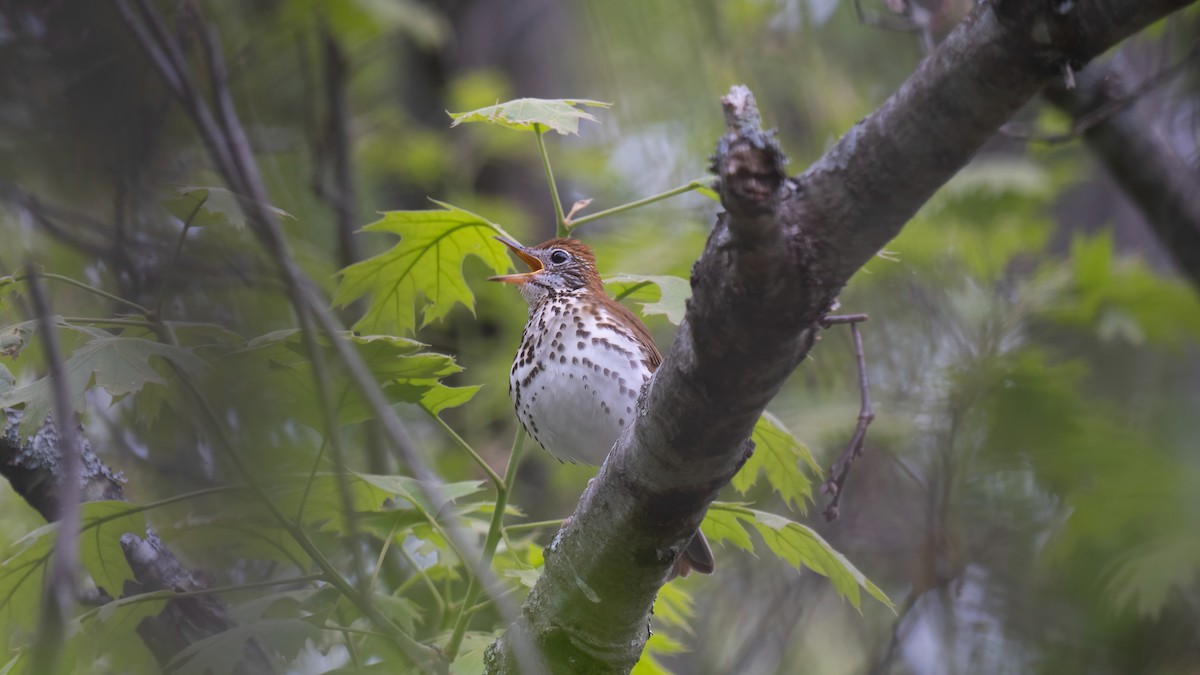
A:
[1043, 54, 1200, 289]
[1, 410, 126, 514]
[485, 0, 1196, 672]
[0, 410, 271, 672]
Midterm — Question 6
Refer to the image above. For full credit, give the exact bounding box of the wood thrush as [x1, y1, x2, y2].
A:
[490, 236, 715, 579]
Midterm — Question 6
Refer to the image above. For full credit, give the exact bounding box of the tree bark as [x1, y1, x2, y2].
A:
[1043, 55, 1200, 290]
[484, 0, 1199, 672]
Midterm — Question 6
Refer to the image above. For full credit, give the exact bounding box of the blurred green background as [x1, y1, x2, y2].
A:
[1, 1, 1198, 673]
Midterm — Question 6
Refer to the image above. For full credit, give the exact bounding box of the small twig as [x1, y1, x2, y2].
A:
[192, 13, 262, 203]
[533, 124, 567, 237]
[563, 199, 592, 225]
[818, 313, 874, 521]
[14, 271, 152, 315]
[1001, 40, 1200, 145]
[75, 573, 327, 622]
[566, 179, 716, 230]
[118, 0, 238, 182]
[1061, 62, 1077, 91]
[12, 191, 111, 259]
[444, 427, 526, 661]
[27, 267, 84, 674]
[503, 518, 565, 534]
[426, 409, 504, 490]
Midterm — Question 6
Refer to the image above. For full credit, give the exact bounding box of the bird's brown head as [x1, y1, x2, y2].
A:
[490, 237, 602, 304]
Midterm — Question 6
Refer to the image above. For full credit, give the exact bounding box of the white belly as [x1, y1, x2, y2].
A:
[510, 298, 653, 465]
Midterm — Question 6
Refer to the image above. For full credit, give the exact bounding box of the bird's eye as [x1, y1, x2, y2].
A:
[549, 249, 570, 265]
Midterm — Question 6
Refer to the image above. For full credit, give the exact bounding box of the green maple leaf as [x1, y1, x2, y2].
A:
[333, 201, 517, 336]
[163, 186, 293, 230]
[347, 333, 481, 419]
[167, 619, 322, 675]
[732, 412, 822, 512]
[448, 97, 611, 135]
[605, 274, 691, 325]
[230, 331, 479, 426]
[702, 503, 893, 611]
[0, 501, 148, 631]
[0, 327, 207, 438]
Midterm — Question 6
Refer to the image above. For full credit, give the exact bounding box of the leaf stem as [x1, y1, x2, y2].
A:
[567, 178, 716, 230]
[60, 316, 158, 329]
[425, 409, 504, 490]
[81, 485, 247, 531]
[295, 438, 330, 523]
[15, 272, 150, 315]
[534, 124, 567, 237]
[503, 518, 565, 534]
[153, 193, 207, 318]
[166, 358, 437, 667]
[444, 427, 526, 660]
[73, 573, 327, 624]
[396, 539, 447, 629]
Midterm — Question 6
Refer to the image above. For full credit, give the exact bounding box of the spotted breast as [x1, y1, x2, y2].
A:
[510, 288, 657, 464]
[490, 236, 715, 578]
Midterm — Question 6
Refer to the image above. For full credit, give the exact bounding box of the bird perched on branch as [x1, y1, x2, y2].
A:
[490, 236, 714, 579]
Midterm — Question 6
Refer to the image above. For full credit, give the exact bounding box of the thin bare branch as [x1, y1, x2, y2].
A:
[818, 315, 875, 521]
[114, 4, 542, 671]
[26, 268, 83, 673]
[117, 0, 238, 183]
[1002, 40, 1200, 144]
[321, 23, 362, 269]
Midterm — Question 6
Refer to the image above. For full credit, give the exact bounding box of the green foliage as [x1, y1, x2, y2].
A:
[702, 503, 893, 611]
[333, 202, 517, 335]
[605, 273, 691, 325]
[1106, 537, 1200, 619]
[733, 412, 822, 512]
[443, 630, 503, 675]
[1036, 232, 1200, 345]
[0, 501, 147, 633]
[167, 619, 322, 675]
[0, 275, 12, 313]
[69, 590, 170, 674]
[448, 98, 611, 135]
[226, 330, 478, 427]
[12, 8, 1194, 667]
[631, 631, 689, 675]
[632, 581, 696, 672]
[163, 187, 294, 230]
[0, 324, 206, 438]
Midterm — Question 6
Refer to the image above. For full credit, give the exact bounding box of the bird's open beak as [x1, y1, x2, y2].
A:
[489, 237, 543, 284]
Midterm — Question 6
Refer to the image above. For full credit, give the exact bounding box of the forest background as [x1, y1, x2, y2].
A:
[0, 1, 1198, 673]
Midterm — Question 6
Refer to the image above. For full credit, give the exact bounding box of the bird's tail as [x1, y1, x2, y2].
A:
[669, 529, 716, 580]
